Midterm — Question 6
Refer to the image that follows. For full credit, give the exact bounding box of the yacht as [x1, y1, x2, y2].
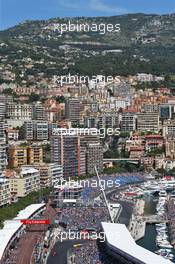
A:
[171, 190, 175, 197]
[159, 243, 173, 249]
[159, 190, 167, 197]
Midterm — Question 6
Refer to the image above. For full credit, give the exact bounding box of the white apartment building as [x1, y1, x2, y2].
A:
[98, 112, 119, 128]
[121, 112, 137, 131]
[32, 103, 47, 120]
[0, 103, 6, 119]
[114, 99, 131, 110]
[0, 177, 11, 207]
[48, 163, 63, 186]
[136, 73, 154, 82]
[163, 120, 175, 137]
[24, 121, 48, 140]
[9, 166, 40, 197]
[142, 104, 159, 113]
[137, 112, 160, 132]
[0, 140, 7, 169]
[0, 121, 6, 139]
[7, 103, 32, 120]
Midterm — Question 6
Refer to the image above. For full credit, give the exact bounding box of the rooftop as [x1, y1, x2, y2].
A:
[101, 222, 172, 264]
[0, 203, 45, 260]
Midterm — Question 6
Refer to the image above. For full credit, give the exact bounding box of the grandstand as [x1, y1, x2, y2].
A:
[0, 203, 46, 263]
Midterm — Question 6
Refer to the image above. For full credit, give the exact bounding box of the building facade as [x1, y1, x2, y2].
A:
[9, 166, 40, 197]
[137, 113, 160, 132]
[65, 98, 81, 125]
[7, 103, 32, 120]
[121, 112, 137, 131]
[8, 144, 43, 168]
[0, 177, 11, 207]
[51, 135, 82, 178]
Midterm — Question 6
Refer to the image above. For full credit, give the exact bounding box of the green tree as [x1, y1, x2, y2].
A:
[2, 88, 13, 95]
[28, 93, 40, 102]
[55, 96, 65, 103]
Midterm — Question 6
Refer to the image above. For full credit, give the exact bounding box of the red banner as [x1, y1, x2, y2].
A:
[20, 219, 50, 225]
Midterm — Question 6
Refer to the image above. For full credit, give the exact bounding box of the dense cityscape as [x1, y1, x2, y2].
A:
[0, 2, 175, 264]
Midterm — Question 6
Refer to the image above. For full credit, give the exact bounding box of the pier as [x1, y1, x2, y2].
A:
[144, 215, 168, 224]
[128, 199, 168, 241]
[128, 199, 146, 241]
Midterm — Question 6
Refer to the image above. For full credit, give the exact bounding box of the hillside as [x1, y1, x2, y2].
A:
[0, 13, 175, 84]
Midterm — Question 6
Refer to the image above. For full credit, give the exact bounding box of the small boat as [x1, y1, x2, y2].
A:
[159, 244, 173, 249]
[159, 190, 167, 197]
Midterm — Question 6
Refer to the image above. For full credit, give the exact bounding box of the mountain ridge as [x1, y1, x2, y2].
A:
[0, 13, 175, 83]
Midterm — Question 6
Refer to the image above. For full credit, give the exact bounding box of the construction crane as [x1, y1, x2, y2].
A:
[94, 166, 114, 223]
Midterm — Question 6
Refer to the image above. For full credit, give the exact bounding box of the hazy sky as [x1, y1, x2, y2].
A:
[1, 0, 175, 30]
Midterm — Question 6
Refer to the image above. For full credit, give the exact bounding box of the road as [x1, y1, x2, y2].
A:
[47, 240, 87, 264]
[106, 188, 134, 226]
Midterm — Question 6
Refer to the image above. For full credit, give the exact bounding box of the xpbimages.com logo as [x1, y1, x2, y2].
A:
[55, 177, 121, 191]
[57, 230, 121, 243]
[52, 74, 121, 86]
[52, 21, 120, 35]
[53, 128, 120, 138]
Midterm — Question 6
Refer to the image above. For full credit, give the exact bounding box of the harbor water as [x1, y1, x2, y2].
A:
[137, 195, 158, 251]
[137, 194, 175, 263]
[137, 224, 158, 252]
